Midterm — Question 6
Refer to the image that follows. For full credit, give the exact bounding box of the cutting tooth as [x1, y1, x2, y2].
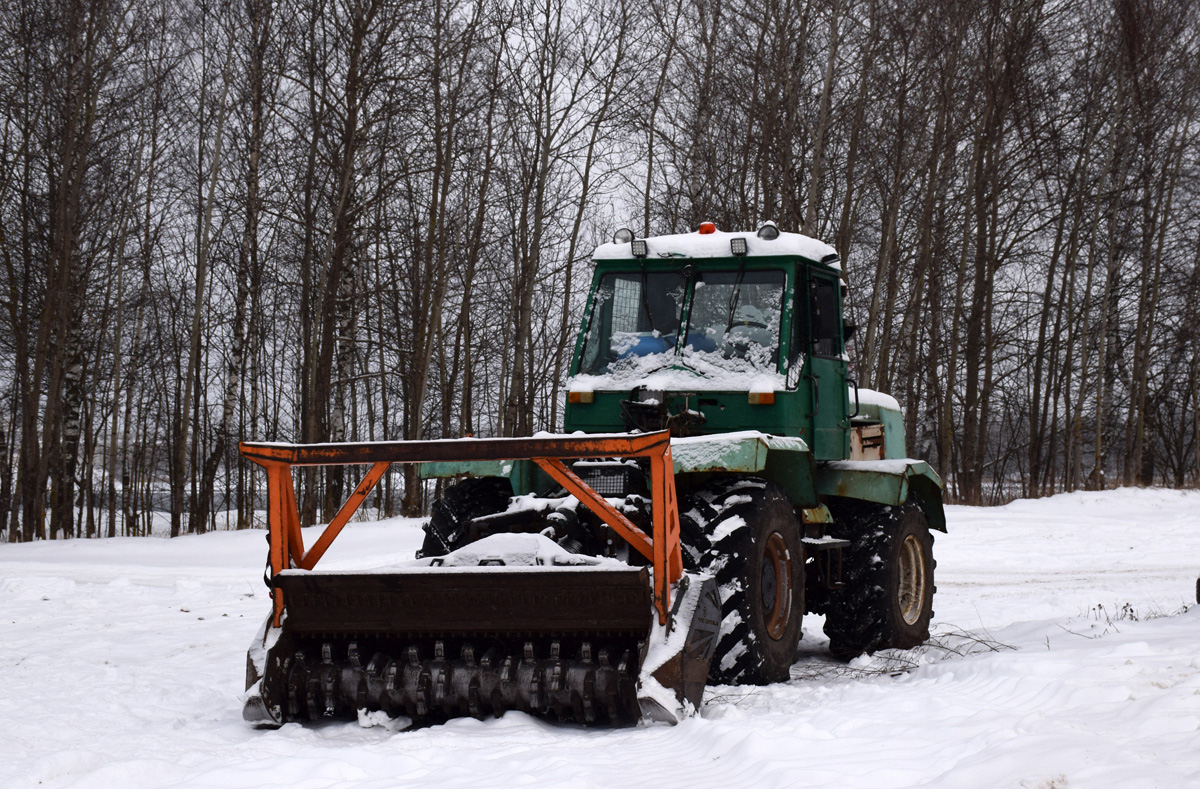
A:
[529, 670, 542, 709]
[416, 671, 430, 717]
[286, 654, 306, 718]
[259, 635, 646, 726]
[468, 679, 482, 719]
[582, 675, 596, 723]
[384, 662, 397, 692]
[434, 666, 449, 705]
[306, 673, 321, 721]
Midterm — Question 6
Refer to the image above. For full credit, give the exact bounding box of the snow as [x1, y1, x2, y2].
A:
[853, 387, 901, 412]
[3, 487, 1200, 787]
[412, 532, 625, 569]
[567, 353, 786, 394]
[824, 459, 932, 475]
[593, 229, 838, 267]
[671, 431, 808, 473]
[710, 514, 747, 544]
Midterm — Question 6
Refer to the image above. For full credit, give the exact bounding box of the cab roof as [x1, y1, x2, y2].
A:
[592, 228, 839, 269]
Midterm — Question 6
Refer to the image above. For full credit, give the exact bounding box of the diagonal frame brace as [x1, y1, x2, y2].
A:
[299, 461, 390, 571]
[533, 458, 653, 557]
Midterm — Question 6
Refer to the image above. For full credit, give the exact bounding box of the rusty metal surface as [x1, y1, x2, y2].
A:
[240, 431, 671, 466]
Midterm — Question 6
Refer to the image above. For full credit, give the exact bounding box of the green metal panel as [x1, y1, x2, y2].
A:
[671, 432, 818, 508]
[565, 389, 810, 440]
[880, 408, 906, 461]
[814, 460, 946, 531]
[420, 460, 515, 479]
[803, 268, 849, 460]
[805, 355, 849, 459]
[419, 458, 545, 496]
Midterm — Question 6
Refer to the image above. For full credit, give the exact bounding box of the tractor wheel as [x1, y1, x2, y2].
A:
[418, 476, 513, 557]
[680, 477, 804, 684]
[823, 502, 934, 661]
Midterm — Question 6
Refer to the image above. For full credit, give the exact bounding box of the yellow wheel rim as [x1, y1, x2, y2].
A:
[897, 533, 927, 626]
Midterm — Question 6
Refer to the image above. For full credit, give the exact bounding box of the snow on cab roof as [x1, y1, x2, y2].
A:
[593, 228, 839, 269]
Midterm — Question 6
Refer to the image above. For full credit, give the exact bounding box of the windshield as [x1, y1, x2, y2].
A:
[579, 271, 687, 375]
[681, 269, 786, 372]
[577, 268, 786, 378]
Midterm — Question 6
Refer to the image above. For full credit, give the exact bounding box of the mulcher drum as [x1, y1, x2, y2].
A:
[244, 567, 658, 726]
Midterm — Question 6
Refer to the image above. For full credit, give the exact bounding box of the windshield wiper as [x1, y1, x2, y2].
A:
[725, 264, 747, 332]
[639, 267, 659, 334]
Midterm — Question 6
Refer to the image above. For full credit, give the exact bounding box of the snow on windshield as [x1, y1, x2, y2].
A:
[579, 272, 686, 376]
[680, 270, 784, 373]
[572, 268, 787, 392]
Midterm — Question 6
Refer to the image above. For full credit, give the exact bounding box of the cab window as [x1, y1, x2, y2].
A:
[808, 273, 841, 358]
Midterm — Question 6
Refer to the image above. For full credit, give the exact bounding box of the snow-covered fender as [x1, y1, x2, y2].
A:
[671, 431, 819, 510]
[814, 459, 946, 532]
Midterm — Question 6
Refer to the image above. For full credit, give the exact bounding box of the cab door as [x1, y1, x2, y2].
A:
[805, 269, 849, 459]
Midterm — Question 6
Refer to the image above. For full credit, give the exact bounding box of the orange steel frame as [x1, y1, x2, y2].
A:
[240, 431, 684, 627]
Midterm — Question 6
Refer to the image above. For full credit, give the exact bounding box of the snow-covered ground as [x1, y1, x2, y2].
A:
[3, 488, 1199, 788]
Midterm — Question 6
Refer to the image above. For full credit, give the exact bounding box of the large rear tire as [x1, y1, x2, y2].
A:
[823, 502, 934, 661]
[680, 477, 804, 684]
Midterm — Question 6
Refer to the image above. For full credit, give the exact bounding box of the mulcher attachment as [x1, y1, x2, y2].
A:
[239, 431, 717, 728]
[244, 566, 720, 727]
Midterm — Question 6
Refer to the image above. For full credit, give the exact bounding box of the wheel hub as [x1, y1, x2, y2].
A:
[760, 532, 793, 640]
[897, 533, 927, 626]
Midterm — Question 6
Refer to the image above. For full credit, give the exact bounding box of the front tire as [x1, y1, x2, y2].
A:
[680, 478, 804, 684]
[418, 476, 513, 557]
[823, 503, 934, 661]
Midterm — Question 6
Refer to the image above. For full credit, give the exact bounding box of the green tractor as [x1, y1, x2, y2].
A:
[240, 222, 944, 728]
[421, 222, 944, 680]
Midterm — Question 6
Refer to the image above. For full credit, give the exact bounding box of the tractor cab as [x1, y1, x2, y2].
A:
[565, 224, 852, 460]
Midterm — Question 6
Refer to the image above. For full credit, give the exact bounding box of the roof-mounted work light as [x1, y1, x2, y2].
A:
[757, 222, 780, 240]
[631, 239, 648, 258]
[613, 228, 634, 244]
[730, 237, 748, 256]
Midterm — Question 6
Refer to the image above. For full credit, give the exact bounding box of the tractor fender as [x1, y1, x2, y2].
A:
[813, 459, 946, 532]
[671, 431, 819, 509]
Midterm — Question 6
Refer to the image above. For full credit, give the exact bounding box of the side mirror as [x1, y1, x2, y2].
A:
[843, 322, 858, 342]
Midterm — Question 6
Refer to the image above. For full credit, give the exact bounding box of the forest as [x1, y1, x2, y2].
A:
[0, 0, 1197, 540]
